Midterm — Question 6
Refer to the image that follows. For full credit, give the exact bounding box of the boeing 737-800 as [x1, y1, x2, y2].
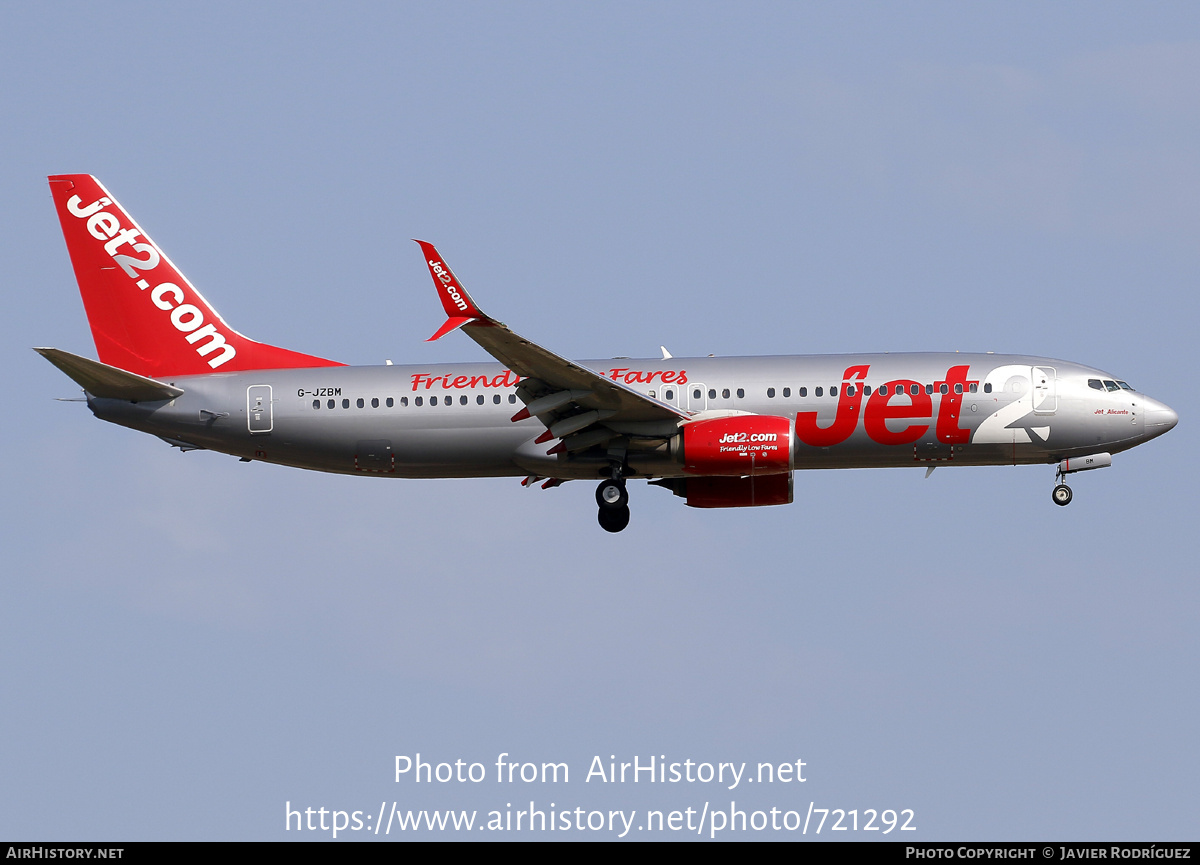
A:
[39, 175, 1178, 532]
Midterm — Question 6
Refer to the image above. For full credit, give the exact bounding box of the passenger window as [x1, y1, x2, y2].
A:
[477, 395, 484, 405]
[846, 386, 855, 397]
[736, 388, 745, 399]
[415, 396, 423, 406]
[937, 384, 947, 395]
[342, 398, 350, 409]
[664, 389, 675, 400]
[954, 384, 962, 394]
[708, 389, 716, 399]
[493, 394, 501, 404]
[693, 388, 702, 400]
[799, 387, 807, 397]
[830, 386, 838, 397]
[863, 385, 871, 395]
[386, 397, 394, 407]
[430, 396, 438, 405]
[648, 389, 656, 398]
[879, 385, 888, 396]
[815, 387, 823, 397]
[398, 397, 406, 407]
[783, 387, 791, 397]
[312, 399, 320, 410]
[969, 383, 977, 393]
[327, 399, 335, 409]
[767, 387, 776, 398]
[509, 394, 517, 403]
[984, 383, 992, 394]
[722, 388, 730, 399]
[460, 395, 468, 405]
[371, 397, 379, 408]
[910, 385, 919, 395]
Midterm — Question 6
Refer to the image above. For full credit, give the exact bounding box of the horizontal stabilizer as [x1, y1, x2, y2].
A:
[35, 347, 184, 401]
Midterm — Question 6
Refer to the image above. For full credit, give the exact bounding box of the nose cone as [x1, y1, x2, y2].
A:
[1143, 396, 1178, 437]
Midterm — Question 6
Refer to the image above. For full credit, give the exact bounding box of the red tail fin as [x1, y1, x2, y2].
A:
[48, 175, 344, 378]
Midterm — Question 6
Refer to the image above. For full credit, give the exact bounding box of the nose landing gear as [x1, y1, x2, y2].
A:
[1050, 453, 1112, 506]
[1051, 463, 1074, 507]
[596, 474, 630, 533]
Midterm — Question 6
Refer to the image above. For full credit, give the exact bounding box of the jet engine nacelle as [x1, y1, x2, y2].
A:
[680, 414, 793, 476]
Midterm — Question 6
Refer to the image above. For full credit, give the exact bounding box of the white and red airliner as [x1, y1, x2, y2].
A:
[39, 175, 1177, 531]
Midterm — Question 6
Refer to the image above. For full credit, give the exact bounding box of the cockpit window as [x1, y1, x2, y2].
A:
[1117, 381, 1134, 391]
[1103, 380, 1119, 392]
[1088, 379, 1104, 391]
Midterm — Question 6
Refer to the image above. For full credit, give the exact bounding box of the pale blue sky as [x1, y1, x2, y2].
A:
[2, 2, 1196, 839]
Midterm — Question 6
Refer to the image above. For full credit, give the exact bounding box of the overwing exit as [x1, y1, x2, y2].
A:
[39, 175, 1178, 532]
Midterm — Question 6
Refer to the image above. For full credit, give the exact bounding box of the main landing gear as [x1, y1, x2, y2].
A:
[596, 476, 630, 533]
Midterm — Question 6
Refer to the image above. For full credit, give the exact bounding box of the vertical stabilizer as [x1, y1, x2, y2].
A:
[48, 175, 344, 378]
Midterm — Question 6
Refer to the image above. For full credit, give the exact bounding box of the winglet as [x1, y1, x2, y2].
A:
[427, 315, 478, 342]
[415, 240, 487, 341]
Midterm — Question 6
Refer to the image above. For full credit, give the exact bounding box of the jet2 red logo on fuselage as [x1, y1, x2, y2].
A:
[796, 364, 978, 447]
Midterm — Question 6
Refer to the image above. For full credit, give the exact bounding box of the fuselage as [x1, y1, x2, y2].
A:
[87, 352, 1178, 481]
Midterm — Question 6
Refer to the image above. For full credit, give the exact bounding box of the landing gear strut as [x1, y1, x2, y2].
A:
[1052, 466, 1073, 506]
[596, 470, 630, 533]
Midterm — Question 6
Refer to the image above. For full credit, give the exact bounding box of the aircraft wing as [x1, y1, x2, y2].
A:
[416, 241, 688, 439]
